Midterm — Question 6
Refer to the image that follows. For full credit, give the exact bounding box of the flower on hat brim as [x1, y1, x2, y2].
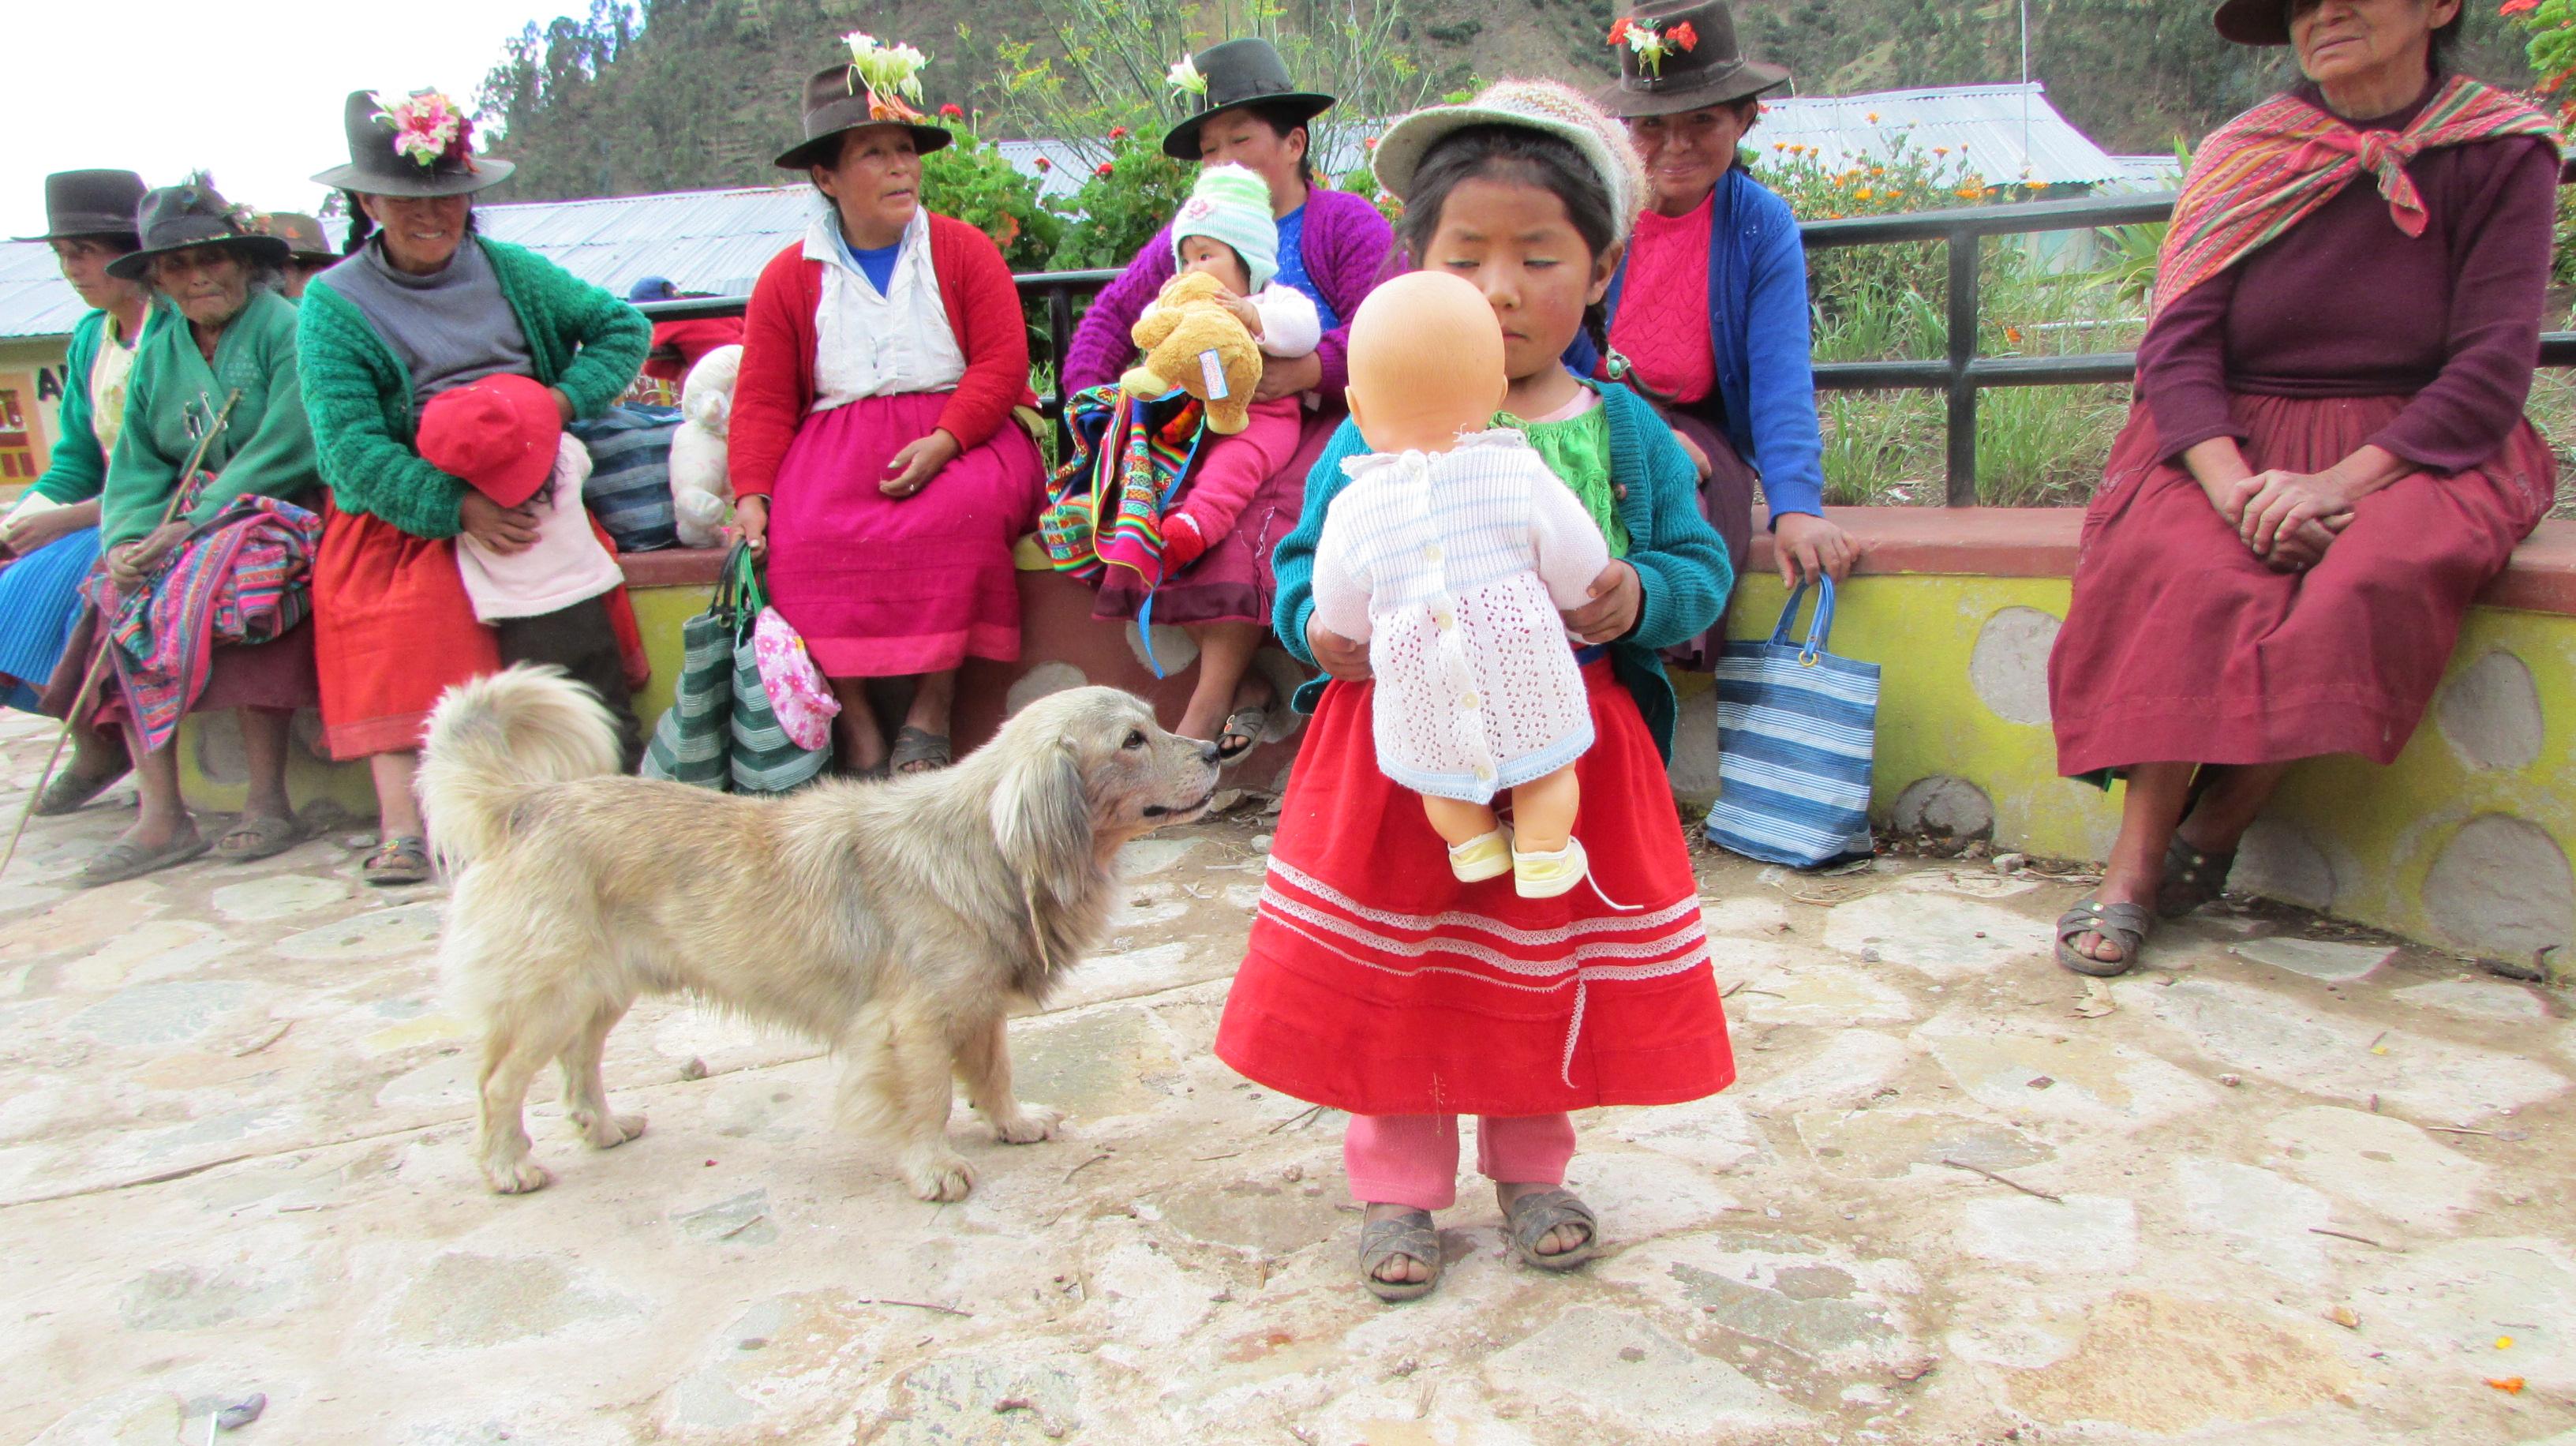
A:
[1167, 56, 1208, 96]
[843, 32, 931, 121]
[370, 89, 477, 172]
[1613, 17, 1698, 77]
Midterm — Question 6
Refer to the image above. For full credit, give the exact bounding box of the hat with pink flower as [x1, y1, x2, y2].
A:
[312, 88, 515, 197]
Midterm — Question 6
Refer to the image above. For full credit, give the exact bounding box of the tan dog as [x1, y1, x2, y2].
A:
[417, 667, 1222, 1201]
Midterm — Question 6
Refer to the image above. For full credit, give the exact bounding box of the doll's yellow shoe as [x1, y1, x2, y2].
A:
[1447, 828, 1512, 883]
[1513, 837, 1589, 899]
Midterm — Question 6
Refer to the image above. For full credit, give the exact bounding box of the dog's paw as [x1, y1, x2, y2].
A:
[483, 1156, 554, 1195]
[901, 1152, 976, 1202]
[990, 1104, 1062, 1145]
[574, 1111, 649, 1149]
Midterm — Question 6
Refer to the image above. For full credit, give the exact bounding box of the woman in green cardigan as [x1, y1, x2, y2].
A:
[299, 87, 650, 884]
[72, 182, 323, 887]
[0, 170, 158, 814]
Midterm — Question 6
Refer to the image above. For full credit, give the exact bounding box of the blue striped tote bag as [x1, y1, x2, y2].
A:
[1704, 578, 1880, 867]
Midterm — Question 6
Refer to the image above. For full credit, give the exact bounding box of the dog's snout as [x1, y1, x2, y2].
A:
[1196, 738, 1222, 766]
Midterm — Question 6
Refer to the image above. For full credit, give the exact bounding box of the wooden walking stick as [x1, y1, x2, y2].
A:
[0, 388, 242, 877]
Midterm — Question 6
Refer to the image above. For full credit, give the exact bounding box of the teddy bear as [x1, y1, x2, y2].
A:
[668, 343, 741, 549]
[1119, 271, 1263, 436]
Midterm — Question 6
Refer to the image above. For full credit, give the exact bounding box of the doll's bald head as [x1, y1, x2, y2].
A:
[1343, 271, 1509, 455]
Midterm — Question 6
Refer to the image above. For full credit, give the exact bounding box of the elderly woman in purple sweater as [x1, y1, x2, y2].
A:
[1062, 38, 1394, 759]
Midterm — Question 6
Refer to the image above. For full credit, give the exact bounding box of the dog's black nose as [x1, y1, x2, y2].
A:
[1197, 740, 1222, 765]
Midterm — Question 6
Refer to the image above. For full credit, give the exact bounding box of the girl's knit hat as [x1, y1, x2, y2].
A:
[1170, 163, 1280, 290]
[1371, 79, 1646, 245]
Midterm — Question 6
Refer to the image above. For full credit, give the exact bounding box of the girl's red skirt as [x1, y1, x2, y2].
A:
[2049, 395, 2554, 776]
[313, 499, 648, 760]
[1216, 657, 1736, 1117]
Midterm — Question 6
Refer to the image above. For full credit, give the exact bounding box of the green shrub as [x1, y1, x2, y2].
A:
[918, 109, 1065, 274]
[1049, 129, 1194, 272]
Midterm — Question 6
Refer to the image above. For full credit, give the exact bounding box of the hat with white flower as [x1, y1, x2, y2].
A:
[1160, 38, 1336, 162]
[774, 33, 953, 170]
[312, 88, 514, 197]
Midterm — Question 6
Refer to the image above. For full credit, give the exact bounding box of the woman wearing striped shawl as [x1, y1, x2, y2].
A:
[2045, 0, 2563, 975]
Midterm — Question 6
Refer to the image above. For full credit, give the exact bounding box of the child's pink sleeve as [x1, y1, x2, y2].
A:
[1309, 502, 1374, 644]
[1527, 463, 1613, 610]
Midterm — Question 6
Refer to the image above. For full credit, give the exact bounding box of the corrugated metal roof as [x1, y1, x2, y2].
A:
[1757, 82, 2122, 190]
[994, 125, 1376, 203]
[471, 185, 823, 300]
[0, 242, 89, 342]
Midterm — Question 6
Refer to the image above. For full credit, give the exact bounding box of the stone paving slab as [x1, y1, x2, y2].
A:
[1, 736, 2572, 1444]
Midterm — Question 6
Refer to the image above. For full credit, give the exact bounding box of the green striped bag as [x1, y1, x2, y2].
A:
[640, 545, 830, 793]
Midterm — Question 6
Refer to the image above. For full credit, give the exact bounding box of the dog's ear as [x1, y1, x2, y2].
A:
[990, 733, 1095, 901]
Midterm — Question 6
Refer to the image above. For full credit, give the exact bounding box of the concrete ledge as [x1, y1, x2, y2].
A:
[1746, 508, 2576, 616]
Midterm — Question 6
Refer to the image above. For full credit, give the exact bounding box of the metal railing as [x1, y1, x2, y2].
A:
[640, 189, 2576, 507]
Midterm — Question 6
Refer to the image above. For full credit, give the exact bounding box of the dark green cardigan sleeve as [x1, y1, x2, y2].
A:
[296, 279, 467, 539]
[1605, 384, 1732, 651]
[486, 241, 650, 418]
[32, 312, 107, 506]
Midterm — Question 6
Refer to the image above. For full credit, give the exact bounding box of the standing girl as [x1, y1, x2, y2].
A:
[1216, 80, 1737, 1302]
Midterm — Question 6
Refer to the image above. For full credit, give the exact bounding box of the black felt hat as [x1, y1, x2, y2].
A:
[773, 64, 953, 170]
[15, 169, 147, 244]
[311, 90, 515, 197]
[106, 182, 290, 281]
[1593, 0, 1792, 119]
[1160, 39, 1337, 161]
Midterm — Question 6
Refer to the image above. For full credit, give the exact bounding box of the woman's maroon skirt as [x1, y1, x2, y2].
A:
[1091, 406, 1342, 629]
[766, 395, 1045, 678]
[2049, 395, 2555, 776]
[1216, 658, 1735, 1117]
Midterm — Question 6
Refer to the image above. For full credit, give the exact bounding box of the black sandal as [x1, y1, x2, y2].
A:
[2156, 835, 2236, 918]
[1357, 1208, 1441, 1302]
[1503, 1188, 1598, 1272]
[2057, 898, 2153, 977]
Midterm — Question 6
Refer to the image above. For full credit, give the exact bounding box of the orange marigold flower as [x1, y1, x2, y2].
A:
[2005, 325, 2023, 344]
[2487, 1377, 2527, 1395]
[1670, 21, 1698, 49]
[1608, 16, 1632, 44]
[1932, 145, 1949, 155]
[1854, 187, 1874, 200]
[1866, 111, 1880, 122]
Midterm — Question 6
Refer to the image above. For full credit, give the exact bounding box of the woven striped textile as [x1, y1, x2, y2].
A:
[1705, 579, 1879, 867]
[1037, 384, 1207, 588]
[2154, 76, 2562, 319]
[91, 491, 321, 755]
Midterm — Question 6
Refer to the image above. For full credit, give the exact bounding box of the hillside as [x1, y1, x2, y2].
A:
[476, 0, 2534, 199]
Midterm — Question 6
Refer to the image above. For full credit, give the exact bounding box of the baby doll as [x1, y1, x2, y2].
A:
[1308, 272, 1612, 898]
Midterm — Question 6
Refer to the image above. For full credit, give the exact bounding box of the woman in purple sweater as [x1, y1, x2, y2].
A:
[1063, 38, 1394, 759]
[2046, 0, 2561, 976]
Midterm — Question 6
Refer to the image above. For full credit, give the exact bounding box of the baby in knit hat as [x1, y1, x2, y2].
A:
[1165, 163, 1322, 364]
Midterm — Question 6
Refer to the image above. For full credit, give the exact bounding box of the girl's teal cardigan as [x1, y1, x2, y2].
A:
[1271, 380, 1732, 759]
[296, 238, 650, 539]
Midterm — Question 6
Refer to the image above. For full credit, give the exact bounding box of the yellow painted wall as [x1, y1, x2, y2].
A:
[0, 335, 72, 496]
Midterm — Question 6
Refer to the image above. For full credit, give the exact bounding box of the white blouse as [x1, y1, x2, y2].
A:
[1310, 429, 1612, 804]
[805, 208, 968, 412]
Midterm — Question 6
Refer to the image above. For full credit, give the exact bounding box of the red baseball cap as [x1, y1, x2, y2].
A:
[417, 374, 564, 508]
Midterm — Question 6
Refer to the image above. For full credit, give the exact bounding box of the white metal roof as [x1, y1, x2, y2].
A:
[1756, 82, 2123, 191]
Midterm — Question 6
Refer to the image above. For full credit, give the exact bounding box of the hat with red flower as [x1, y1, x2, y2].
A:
[1593, 0, 1789, 118]
[312, 88, 513, 197]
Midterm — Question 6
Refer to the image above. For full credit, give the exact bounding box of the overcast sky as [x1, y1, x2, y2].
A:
[2, 0, 571, 239]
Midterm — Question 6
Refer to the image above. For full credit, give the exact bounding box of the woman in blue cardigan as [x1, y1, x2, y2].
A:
[1594, 0, 1857, 651]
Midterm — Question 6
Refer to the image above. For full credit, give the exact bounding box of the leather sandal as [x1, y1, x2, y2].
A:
[1357, 1208, 1442, 1302]
[2156, 835, 2236, 918]
[73, 830, 210, 889]
[365, 835, 432, 887]
[889, 726, 950, 775]
[215, 814, 303, 863]
[1503, 1187, 1598, 1272]
[1216, 704, 1268, 763]
[34, 766, 125, 817]
[2057, 898, 2153, 978]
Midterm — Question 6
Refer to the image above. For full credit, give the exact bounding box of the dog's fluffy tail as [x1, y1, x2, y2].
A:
[417, 664, 623, 871]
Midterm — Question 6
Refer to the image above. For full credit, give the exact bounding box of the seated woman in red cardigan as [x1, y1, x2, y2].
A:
[2047, 0, 2560, 974]
[731, 43, 1045, 776]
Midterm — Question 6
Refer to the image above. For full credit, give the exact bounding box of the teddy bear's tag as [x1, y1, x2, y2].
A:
[1198, 349, 1230, 401]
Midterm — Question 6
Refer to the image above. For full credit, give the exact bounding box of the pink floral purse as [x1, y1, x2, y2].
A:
[751, 605, 839, 751]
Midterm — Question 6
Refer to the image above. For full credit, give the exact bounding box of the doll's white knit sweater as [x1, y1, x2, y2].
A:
[1310, 429, 1612, 804]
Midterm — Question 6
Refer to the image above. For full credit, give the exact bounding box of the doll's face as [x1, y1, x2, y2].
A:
[1177, 235, 1252, 295]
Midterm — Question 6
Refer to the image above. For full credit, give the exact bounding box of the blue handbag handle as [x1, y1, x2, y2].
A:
[1765, 576, 1838, 665]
